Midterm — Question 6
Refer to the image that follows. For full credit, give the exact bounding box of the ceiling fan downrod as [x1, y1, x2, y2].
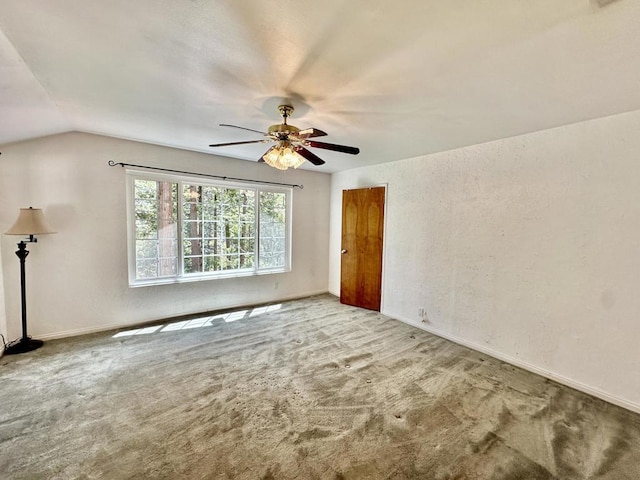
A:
[278, 105, 294, 125]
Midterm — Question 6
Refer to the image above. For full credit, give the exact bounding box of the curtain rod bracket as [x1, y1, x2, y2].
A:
[108, 161, 303, 189]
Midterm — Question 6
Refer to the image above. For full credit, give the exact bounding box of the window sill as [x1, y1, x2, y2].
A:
[128, 267, 290, 288]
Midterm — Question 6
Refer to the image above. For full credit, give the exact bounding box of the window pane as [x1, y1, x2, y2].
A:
[136, 259, 158, 279]
[240, 254, 254, 268]
[134, 180, 178, 279]
[239, 238, 253, 254]
[135, 180, 158, 199]
[204, 256, 217, 272]
[223, 255, 239, 270]
[182, 184, 256, 274]
[203, 221, 216, 238]
[136, 239, 157, 259]
[184, 256, 203, 274]
[259, 191, 286, 269]
[183, 220, 201, 239]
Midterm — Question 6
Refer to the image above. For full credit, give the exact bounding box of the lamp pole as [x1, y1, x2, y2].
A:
[5, 237, 43, 354]
[17, 240, 29, 342]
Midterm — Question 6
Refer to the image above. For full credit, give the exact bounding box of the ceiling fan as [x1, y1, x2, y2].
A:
[208, 105, 360, 170]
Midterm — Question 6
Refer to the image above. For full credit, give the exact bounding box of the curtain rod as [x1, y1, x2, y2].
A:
[108, 161, 304, 189]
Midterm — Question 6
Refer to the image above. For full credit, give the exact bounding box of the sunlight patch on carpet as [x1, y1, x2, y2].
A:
[111, 303, 282, 337]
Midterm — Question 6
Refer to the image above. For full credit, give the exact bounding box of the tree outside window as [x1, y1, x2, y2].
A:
[129, 174, 290, 285]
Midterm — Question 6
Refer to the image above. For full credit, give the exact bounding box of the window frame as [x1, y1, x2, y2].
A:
[125, 168, 292, 287]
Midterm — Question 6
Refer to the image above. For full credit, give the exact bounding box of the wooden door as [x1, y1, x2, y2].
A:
[340, 187, 385, 311]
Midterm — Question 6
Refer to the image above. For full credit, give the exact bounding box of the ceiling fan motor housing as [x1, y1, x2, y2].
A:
[268, 105, 300, 138]
[268, 123, 300, 136]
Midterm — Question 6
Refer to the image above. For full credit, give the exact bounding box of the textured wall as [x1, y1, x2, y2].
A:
[330, 109, 640, 412]
[0, 132, 330, 340]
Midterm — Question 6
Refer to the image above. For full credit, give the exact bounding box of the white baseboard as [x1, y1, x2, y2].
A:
[37, 289, 330, 341]
[38, 322, 135, 341]
[385, 309, 640, 415]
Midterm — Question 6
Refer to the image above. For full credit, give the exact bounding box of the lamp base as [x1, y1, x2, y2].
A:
[4, 337, 44, 355]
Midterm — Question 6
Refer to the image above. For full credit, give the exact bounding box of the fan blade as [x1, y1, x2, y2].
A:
[306, 140, 360, 155]
[298, 128, 328, 138]
[209, 140, 268, 147]
[220, 124, 267, 135]
[296, 147, 325, 166]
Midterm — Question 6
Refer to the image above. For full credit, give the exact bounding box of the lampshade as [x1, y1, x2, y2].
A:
[262, 142, 305, 170]
[5, 207, 56, 235]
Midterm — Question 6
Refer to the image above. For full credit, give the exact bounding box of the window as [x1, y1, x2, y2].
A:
[127, 171, 291, 286]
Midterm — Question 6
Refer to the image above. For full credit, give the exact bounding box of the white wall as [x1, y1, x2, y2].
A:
[0, 132, 330, 340]
[330, 109, 640, 413]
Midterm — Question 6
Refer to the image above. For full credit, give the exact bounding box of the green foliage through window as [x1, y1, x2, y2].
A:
[130, 175, 289, 284]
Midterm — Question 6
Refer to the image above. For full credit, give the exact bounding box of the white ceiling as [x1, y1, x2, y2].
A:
[1, 0, 639, 173]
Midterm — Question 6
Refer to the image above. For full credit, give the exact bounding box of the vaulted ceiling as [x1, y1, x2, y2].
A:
[1, 0, 639, 172]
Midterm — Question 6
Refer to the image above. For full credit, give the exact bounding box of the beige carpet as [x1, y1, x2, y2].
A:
[1, 294, 639, 479]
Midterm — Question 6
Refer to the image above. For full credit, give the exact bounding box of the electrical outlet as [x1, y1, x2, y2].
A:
[418, 307, 424, 318]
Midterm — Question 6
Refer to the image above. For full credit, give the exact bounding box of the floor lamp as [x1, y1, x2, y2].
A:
[4, 207, 56, 355]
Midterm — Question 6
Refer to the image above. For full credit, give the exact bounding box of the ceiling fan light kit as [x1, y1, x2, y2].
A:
[209, 105, 360, 171]
[263, 142, 305, 170]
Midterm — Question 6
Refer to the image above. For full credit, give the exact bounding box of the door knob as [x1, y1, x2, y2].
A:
[341, 249, 348, 254]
